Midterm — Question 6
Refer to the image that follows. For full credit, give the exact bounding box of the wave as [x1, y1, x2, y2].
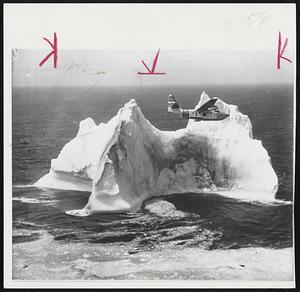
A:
[13, 184, 35, 188]
[216, 190, 292, 205]
[13, 197, 58, 204]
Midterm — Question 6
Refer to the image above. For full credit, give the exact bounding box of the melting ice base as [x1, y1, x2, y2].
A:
[35, 92, 278, 215]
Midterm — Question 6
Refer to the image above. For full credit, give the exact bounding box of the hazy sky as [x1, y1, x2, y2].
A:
[12, 48, 295, 87]
[8, 4, 295, 87]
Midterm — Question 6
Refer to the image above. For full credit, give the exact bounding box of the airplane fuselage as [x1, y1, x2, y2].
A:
[179, 108, 229, 121]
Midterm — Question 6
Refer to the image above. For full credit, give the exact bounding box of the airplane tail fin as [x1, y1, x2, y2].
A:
[168, 94, 181, 113]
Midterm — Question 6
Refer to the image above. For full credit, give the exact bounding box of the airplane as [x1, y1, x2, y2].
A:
[138, 48, 166, 75]
[168, 94, 229, 121]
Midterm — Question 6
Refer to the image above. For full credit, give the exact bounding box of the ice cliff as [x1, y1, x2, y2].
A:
[35, 92, 278, 215]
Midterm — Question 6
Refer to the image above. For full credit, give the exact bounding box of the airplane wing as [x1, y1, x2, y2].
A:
[196, 98, 218, 112]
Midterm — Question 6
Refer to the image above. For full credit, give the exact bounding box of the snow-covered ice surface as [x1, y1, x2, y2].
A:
[34, 92, 279, 215]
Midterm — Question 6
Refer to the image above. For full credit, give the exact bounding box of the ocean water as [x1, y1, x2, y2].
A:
[12, 84, 294, 279]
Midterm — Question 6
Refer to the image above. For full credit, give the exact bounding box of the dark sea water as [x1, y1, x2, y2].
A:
[12, 84, 294, 253]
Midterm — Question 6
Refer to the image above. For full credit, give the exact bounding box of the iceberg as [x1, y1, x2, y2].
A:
[34, 92, 278, 215]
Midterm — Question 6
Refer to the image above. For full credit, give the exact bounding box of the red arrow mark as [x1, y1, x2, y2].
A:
[39, 32, 58, 68]
[138, 48, 166, 75]
[277, 31, 292, 70]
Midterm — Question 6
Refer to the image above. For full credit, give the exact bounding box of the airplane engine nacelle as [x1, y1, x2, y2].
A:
[181, 109, 189, 119]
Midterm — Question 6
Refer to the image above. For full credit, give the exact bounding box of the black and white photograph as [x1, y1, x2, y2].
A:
[4, 3, 296, 288]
